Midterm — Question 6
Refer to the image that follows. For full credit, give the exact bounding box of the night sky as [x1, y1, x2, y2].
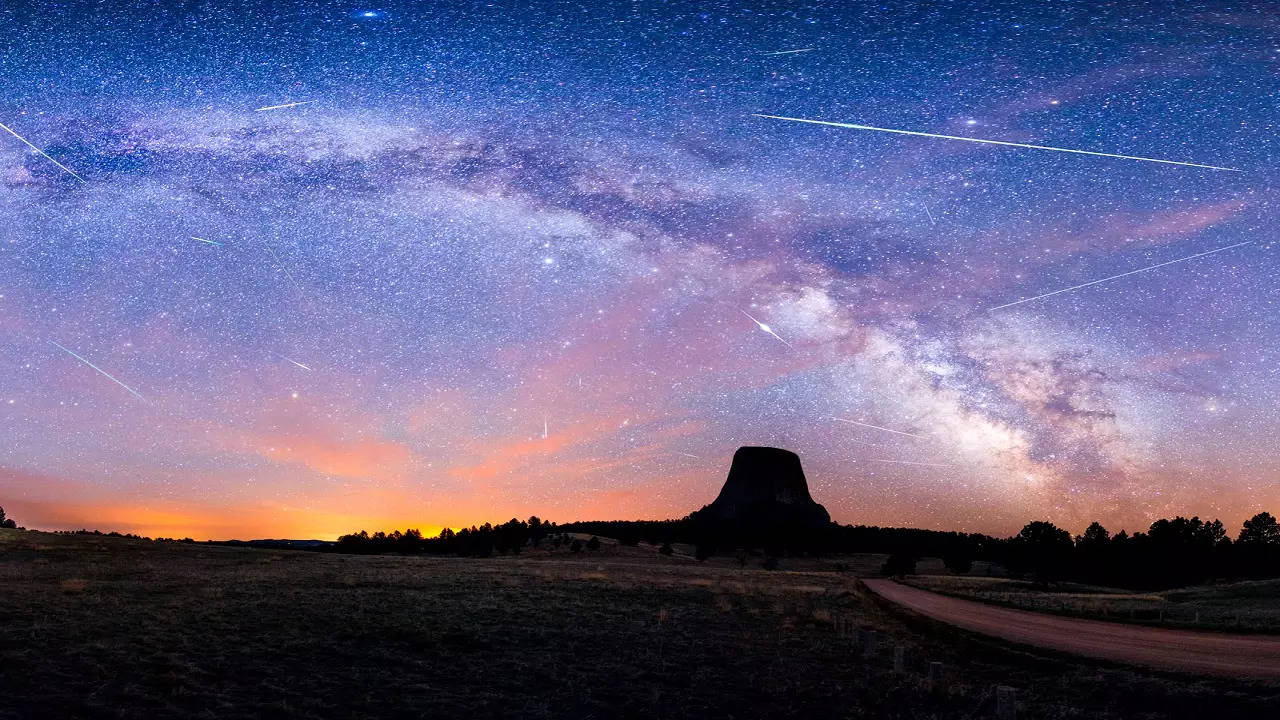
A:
[1, 1, 1275, 540]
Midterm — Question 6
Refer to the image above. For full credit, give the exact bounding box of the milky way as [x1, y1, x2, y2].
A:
[0, 1, 1275, 539]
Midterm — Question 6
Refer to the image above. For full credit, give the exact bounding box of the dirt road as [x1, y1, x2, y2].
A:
[863, 578, 1280, 680]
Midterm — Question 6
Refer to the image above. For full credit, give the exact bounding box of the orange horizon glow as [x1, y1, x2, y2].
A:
[4, 492, 1275, 544]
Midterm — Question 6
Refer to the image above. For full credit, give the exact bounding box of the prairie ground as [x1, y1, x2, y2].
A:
[1, 529, 1277, 719]
[902, 574, 1280, 632]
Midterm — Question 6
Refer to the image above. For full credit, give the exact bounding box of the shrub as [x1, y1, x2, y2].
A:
[881, 552, 916, 576]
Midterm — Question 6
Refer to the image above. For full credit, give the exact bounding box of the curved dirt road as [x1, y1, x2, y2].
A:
[864, 579, 1280, 680]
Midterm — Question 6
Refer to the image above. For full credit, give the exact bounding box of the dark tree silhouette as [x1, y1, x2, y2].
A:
[658, 542, 674, 556]
[1077, 521, 1110, 548]
[585, 536, 601, 551]
[527, 516, 547, 547]
[1239, 512, 1279, 546]
[1010, 521, 1073, 584]
[943, 553, 972, 574]
[882, 552, 916, 576]
[0, 506, 15, 529]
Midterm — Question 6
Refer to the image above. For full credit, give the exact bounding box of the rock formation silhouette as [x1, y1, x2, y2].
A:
[700, 446, 830, 525]
[690, 447, 831, 552]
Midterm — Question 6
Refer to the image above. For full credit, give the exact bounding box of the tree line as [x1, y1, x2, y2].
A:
[332, 511, 1280, 590]
[335, 517, 560, 557]
[989, 512, 1280, 589]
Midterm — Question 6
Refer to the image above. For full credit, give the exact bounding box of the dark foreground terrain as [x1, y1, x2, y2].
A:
[2, 529, 1277, 719]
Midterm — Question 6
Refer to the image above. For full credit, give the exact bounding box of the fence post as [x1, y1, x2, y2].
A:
[892, 645, 905, 673]
[927, 661, 944, 693]
[862, 629, 877, 658]
[996, 686, 1016, 720]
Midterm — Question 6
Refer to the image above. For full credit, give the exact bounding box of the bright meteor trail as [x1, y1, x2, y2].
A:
[832, 417, 925, 438]
[0, 122, 86, 182]
[752, 114, 1239, 171]
[48, 341, 143, 399]
[740, 309, 794, 349]
[868, 458, 954, 467]
[762, 48, 815, 56]
[990, 241, 1253, 311]
[254, 100, 315, 112]
[270, 351, 312, 371]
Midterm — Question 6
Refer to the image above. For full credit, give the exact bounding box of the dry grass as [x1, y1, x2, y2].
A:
[903, 575, 1280, 632]
[58, 578, 88, 594]
[0, 528, 1276, 719]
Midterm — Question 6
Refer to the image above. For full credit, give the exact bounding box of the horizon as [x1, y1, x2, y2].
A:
[5, 491, 1271, 544]
[3, 1, 1277, 541]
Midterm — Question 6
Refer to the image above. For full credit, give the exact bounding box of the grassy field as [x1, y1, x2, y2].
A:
[901, 575, 1280, 633]
[2, 529, 1277, 719]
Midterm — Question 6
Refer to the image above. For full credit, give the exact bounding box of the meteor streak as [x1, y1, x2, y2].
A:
[740, 309, 794, 349]
[832, 417, 924, 438]
[270, 351, 312, 371]
[868, 458, 953, 467]
[190, 236, 222, 246]
[752, 114, 1239, 171]
[762, 48, 814, 56]
[49, 341, 143, 399]
[0, 122, 85, 182]
[265, 246, 305, 292]
[990, 241, 1253, 311]
[254, 100, 315, 112]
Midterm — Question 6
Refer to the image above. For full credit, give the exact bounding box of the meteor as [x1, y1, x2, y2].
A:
[0, 122, 85, 182]
[762, 48, 814, 56]
[923, 205, 936, 225]
[832, 417, 924, 438]
[990, 240, 1253, 311]
[190, 236, 222, 246]
[868, 458, 953, 468]
[49, 341, 143, 399]
[254, 100, 315, 112]
[740, 308, 794, 349]
[270, 351, 312, 371]
[676, 452, 701, 459]
[752, 114, 1239, 171]
[265, 246, 305, 292]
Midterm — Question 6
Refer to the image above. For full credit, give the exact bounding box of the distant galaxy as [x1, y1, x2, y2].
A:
[0, 1, 1274, 539]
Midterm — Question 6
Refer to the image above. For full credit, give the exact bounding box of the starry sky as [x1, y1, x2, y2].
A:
[1, 1, 1276, 540]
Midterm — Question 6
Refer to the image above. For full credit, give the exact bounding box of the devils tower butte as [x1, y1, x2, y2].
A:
[694, 446, 831, 528]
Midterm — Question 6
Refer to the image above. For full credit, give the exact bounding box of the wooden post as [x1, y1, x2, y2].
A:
[927, 661, 944, 693]
[862, 629, 877, 658]
[855, 627, 867, 650]
[892, 645, 905, 673]
[996, 686, 1016, 720]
